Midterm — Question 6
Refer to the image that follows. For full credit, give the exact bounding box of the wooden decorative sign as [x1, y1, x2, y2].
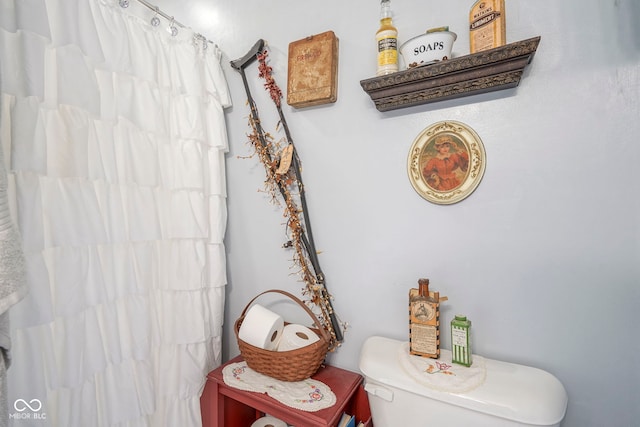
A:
[287, 30, 339, 108]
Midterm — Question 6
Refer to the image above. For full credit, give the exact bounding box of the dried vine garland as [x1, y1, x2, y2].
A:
[240, 47, 343, 350]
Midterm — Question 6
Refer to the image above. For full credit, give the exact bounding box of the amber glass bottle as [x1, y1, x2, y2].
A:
[469, 0, 506, 53]
[409, 279, 441, 358]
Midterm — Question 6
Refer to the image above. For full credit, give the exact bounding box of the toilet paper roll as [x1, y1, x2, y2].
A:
[238, 304, 284, 350]
[250, 416, 288, 427]
[277, 324, 320, 352]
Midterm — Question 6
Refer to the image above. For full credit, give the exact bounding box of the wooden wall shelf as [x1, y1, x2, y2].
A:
[360, 36, 541, 112]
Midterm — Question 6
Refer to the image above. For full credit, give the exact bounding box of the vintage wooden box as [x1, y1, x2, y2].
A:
[287, 30, 339, 108]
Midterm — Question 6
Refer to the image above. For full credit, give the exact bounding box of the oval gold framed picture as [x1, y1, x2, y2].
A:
[407, 121, 486, 205]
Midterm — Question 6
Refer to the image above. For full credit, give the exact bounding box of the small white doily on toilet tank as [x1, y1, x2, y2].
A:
[399, 342, 487, 393]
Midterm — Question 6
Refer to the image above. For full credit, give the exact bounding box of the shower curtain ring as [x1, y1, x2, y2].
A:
[151, 7, 161, 27]
[169, 18, 179, 37]
[197, 35, 208, 50]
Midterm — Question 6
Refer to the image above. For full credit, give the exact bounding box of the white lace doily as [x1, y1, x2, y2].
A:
[399, 342, 486, 393]
[223, 361, 336, 412]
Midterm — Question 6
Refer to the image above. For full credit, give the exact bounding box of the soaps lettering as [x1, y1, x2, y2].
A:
[412, 41, 445, 56]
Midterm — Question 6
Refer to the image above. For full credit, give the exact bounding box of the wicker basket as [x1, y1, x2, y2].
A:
[234, 289, 331, 382]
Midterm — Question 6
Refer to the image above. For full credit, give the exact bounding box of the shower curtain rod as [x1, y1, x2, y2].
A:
[132, 0, 217, 47]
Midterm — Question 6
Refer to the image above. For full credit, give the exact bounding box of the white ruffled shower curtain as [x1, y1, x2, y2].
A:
[0, 0, 230, 425]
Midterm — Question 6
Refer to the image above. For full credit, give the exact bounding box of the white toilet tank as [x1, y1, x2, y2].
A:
[359, 336, 567, 427]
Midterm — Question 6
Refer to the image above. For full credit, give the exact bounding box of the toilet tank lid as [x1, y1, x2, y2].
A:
[359, 336, 568, 426]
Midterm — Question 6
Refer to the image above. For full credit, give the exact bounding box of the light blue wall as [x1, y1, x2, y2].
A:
[155, 1, 639, 425]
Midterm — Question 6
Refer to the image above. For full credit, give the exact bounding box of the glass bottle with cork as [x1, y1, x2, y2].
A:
[409, 278, 446, 358]
[376, 0, 398, 76]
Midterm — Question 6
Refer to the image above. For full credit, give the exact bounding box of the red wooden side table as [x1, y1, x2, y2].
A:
[201, 356, 372, 427]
